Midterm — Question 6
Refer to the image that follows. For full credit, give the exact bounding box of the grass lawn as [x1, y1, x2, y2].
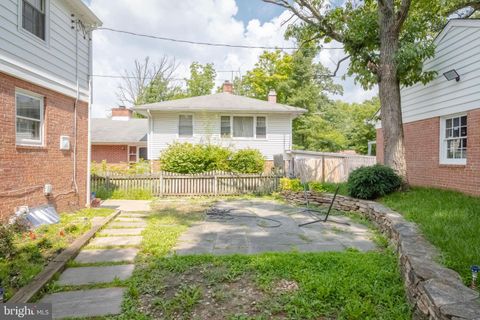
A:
[381, 187, 480, 286]
[105, 199, 410, 320]
[0, 208, 114, 300]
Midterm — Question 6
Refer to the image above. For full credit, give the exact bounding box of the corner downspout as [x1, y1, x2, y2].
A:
[86, 29, 93, 207]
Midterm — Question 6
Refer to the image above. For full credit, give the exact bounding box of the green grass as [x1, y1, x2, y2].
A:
[380, 187, 480, 286]
[322, 182, 349, 196]
[95, 199, 411, 320]
[93, 187, 153, 200]
[0, 208, 114, 300]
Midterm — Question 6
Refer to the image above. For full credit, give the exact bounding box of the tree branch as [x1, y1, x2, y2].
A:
[445, 1, 480, 16]
[317, 55, 350, 78]
[395, 0, 412, 32]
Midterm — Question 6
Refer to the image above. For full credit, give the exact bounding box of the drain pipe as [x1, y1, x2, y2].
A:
[86, 27, 93, 207]
[73, 17, 79, 194]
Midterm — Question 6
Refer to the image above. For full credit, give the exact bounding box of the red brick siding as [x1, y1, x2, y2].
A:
[376, 109, 480, 195]
[0, 72, 88, 220]
[91, 145, 128, 163]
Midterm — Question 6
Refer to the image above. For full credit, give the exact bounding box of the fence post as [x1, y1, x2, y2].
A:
[214, 174, 218, 196]
[159, 172, 164, 197]
[321, 155, 326, 183]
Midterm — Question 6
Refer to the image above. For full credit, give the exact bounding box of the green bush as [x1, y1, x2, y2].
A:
[203, 145, 232, 171]
[229, 149, 265, 174]
[347, 164, 402, 200]
[159, 142, 215, 174]
[308, 181, 326, 193]
[280, 178, 303, 192]
[0, 225, 15, 259]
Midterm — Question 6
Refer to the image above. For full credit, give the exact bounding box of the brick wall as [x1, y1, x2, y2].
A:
[376, 109, 480, 195]
[91, 145, 128, 163]
[0, 72, 88, 221]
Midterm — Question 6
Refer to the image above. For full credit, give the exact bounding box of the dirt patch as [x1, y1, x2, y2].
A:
[273, 279, 299, 294]
[139, 265, 283, 320]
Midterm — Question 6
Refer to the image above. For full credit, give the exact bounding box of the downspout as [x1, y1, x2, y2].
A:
[86, 28, 93, 206]
[73, 19, 79, 194]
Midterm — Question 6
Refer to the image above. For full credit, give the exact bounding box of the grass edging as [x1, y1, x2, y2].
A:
[7, 209, 121, 303]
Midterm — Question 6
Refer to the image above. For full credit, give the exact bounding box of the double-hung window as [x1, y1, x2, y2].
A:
[440, 114, 467, 165]
[221, 116, 267, 139]
[178, 115, 193, 137]
[22, 0, 46, 40]
[16, 90, 44, 146]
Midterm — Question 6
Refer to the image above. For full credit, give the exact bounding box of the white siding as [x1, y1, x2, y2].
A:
[400, 22, 480, 124]
[0, 0, 90, 100]
[148, 112, 293, 160]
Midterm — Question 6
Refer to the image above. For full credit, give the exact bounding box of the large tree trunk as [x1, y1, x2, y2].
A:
[378, 1, 408, 183]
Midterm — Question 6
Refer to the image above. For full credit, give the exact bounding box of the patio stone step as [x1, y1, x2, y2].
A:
[74, 248, 139, 264]
[114, 217, 146, 222]
[119, 212, 149, 218]
[108, 221, 147, 228]
[57, 265, 135, 286]
[39, 287, 124, 319]
[99, 228, 144, 236]
[89, 236, 143, 247]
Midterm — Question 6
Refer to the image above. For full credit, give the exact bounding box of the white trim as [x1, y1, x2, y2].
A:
[177, 113, 194, 138]
[219, 114, 268, 140]
[17, 0, 51, 47]
[15, 88, 45, 146]
[439, 113, 467, 165]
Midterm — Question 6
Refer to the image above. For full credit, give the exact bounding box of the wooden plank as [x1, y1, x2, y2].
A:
[8, 209, 121, 303]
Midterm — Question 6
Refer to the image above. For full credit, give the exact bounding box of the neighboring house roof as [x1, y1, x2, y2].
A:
[434, 19, 480, 45]
[134, 93, 307, 114]
[91, 119, 148, 144]
[64, 0, 103, 27]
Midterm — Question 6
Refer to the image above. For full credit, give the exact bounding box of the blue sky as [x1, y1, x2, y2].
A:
[235, 0, 286, 23]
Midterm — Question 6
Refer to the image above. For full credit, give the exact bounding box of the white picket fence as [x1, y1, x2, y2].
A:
[289, 150, 377, 183]
[91, 170, 281, 196]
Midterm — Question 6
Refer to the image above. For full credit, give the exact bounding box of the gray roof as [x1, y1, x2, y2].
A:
[134, 92, 307, 114]
[91, 119, 148, 143]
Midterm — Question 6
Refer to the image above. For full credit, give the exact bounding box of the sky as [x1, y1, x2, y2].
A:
[87, 0, 377, 118]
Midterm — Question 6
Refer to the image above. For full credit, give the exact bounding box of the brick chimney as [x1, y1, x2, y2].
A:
[111, 106, 132, 121]
[268, 90, 277, 103]
[222, 80, 233, 94]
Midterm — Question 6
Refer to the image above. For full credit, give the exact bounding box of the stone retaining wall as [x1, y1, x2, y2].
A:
[282, 191, 480, 320]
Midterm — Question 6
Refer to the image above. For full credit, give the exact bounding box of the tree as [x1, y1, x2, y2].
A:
[185, 62, 216, 97]
[263, 0, 478, 181]
[117, 56, 181, 107]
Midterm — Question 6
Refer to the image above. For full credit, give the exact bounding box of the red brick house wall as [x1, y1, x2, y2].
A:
[91, 145, 128, 163]
[376, 108, 480, 195]
[0, 72, 88, 220]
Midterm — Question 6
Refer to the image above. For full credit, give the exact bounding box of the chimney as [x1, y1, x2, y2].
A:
[111, 106, 132, 121]
[222, 80, 233, 94]
[268, 90, 277, 103]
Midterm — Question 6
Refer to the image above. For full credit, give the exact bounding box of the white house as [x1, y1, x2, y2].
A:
[134, 81, 306, 164]
[376, 19, 480, 196]
[0, 0, 101, 218]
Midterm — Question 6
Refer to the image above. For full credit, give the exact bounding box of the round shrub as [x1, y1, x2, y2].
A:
[229, 149, 265, 174]
[347, 164, 402, 200]
[280, 178, 303, 192]
[203, 145, 232, 171]
[159, 142, 208, 173]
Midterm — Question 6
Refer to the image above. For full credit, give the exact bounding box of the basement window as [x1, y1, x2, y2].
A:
[16, 90, 44, 146]
[440, 114, 467, 165]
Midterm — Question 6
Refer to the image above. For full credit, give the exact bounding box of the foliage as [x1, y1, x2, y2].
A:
[91, 159, 151, 176]
[228, 149, 265, 174]
[0, 208, 114, 300]
[111, 188, 153, 200]
[0, 225, 15, 260]
[280, 178, 304, 192]
[308, 181, 326, 193]
[185, 62, 216, 97]
[204, 145, 233, 172]
[347, 165, 402, 199]
[322, 182, 349, 196]
[381, 187, 480, 287]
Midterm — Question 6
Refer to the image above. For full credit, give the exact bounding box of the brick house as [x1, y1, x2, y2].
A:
[0, 0, 101, 220]
[91, 107, 148, 165]
[376, 19, 480, 196]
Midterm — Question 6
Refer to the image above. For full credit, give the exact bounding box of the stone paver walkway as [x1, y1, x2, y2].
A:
[173, 199, 377, 255]
[39, 205, 151, 319]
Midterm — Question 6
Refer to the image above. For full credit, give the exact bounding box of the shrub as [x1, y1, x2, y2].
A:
[203, 145, 232, 171]
[347, 164, 402, 200]
[0, 225, 15, 259]
[229, 149, 265, 174]
[280, 178, 304, 192]
[308, 181, 326, 193]
[159, 142, 212, 174]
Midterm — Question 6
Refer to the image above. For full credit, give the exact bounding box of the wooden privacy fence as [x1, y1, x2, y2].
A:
[91, 171, 281, 196]
[289, 150, 377, 183]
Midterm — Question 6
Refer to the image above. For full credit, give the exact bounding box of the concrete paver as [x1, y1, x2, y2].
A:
[109, 221, 147, 228]
[99, 228, 144, 236]
[74, 248, 139, 264]
[89, 236, 143, 247]
[57, 265, 135, 285]
[101, 200, 151, 212]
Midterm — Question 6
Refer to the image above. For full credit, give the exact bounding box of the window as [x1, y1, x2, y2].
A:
[22, 0, 45, 40]
[139, 147, 148, 160]
[440, 114, 467, 164]
[179, 115, 193, 137]
[256, 116, 266, 139]
[233, 116, 254, 138]
[128, 146, 137, 162]
[221, 116, 231, 137]
[16, 90, 44, 146]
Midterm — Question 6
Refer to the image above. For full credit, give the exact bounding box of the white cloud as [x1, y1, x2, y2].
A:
[89, 0, 377, 117]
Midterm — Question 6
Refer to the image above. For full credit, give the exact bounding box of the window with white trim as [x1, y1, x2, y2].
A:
[256, 116, 266, 139]
[16, 90, 44, 146]
[220, 116, 231, 137]
[440, 114, 467, 164]
[221, 115, 267, 139]
[233, 116, 254, 138]
[178, 115, 193, 137]
[22, 0, 45, 40]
